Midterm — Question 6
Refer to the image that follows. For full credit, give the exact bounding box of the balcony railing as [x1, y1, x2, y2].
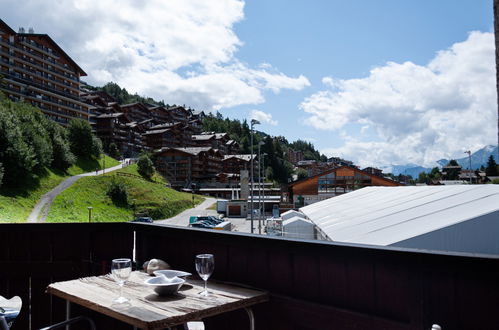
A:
[1, 223, 498, 329]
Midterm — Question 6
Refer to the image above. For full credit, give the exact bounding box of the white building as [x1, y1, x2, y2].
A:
[300, 185, 499, 255]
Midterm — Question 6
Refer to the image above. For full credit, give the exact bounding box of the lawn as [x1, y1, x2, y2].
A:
[0, 154, 120, 222]
[46, 164, 204, 223]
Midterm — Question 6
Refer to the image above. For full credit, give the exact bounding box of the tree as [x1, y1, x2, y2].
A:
[137, 153, 154, 179]
[107, 143, 121, 160]
[0, 101, 37, 187]
[296, 168, 308, 181]
[46, 123, 75, 171]
[486, 155, 499, 176]
[68, 119, 100, 158]
[443, 160, 461, 180]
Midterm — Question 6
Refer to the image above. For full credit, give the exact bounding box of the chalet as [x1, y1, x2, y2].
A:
[154, 147, 223, 187]
[166, 105, 190, 124]
[362, 167, 383, 177]
[286, 165, 401, 207]
[148, 105, 172, 124]
[223, 154, 257, 176]
[121, 102, 150, 123]
[287, 149, 304, 165]
[226, 140, 240, 155]
[192, 132, 231, 153]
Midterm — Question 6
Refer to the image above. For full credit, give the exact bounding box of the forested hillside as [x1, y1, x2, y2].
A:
[89, 82, 327, 183]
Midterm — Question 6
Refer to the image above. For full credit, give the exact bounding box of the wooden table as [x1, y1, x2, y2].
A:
[46, 271, 268, 330]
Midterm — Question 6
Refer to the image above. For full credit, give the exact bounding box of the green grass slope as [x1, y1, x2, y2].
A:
[0, 154, 120, 222]
[46, 164, 204, 223]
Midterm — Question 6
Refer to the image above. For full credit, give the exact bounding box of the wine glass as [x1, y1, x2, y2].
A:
[111, 258, 132, 303]
[195, 254, 214, 296]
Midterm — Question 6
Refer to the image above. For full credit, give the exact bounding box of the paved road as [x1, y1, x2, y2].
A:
[155, 198, 264, 234]
[27, 161, 127, 223]
[155, 197, 218, 226]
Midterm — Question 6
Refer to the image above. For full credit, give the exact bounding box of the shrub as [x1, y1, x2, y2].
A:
[106, 179, 129, 207]
[68, 119, 101, 158]
[108, 143, 121, 160]
[491, 178, 499, 184]
[137, 153, 154, 180]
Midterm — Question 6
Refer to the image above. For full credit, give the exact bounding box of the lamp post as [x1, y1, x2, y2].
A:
[257, 141, 264, 234]
[260, 152, 267, 234]
[250, 119, 260, 234]
[87, 206, 93, 223]
[465, 150, 472, 184]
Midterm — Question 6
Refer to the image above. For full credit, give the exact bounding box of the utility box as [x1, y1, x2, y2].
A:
[217, 200, 228, 214]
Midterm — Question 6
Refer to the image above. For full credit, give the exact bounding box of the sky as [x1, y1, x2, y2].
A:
[1, 0, 496, 169]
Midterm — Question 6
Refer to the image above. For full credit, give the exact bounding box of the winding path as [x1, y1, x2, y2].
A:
[27, 162, 126, 223]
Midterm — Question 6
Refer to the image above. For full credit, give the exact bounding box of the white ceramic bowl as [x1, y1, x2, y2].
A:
[153, 269, 192, 279]
[144, 276, 185, 296]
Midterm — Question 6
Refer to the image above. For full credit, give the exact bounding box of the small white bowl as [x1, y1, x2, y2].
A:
[144, 276, 185, 296]
[153, 269, 192, 279]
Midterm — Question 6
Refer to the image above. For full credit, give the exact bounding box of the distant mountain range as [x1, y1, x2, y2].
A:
[382, 145, 499, 178]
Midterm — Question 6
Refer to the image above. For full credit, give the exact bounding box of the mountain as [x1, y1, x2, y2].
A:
[437, 145, 498, 170]
[384, 145, 498, 178]
[382, 164, 432, 178]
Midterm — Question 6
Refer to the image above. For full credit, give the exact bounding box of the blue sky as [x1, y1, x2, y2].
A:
[1, 0, 496, 169]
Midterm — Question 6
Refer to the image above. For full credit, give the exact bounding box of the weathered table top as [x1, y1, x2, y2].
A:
[47, 271, 268, 330]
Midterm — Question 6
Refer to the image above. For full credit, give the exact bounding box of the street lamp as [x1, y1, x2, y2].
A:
[87, 206, 93, 223]
[260, 151, 267, 234]
[465, 150, 472, 184]
[250, 119, 260, 234]
[257, 141, 264, 234]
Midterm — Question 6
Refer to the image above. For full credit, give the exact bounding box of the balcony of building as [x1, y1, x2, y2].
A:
[2, 222, 493, 329]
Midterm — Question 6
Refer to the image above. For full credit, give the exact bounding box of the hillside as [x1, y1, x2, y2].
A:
[0, 154, 119, 222]
[46, 164, 204, 222]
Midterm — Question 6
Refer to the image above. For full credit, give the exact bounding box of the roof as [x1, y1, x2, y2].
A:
[157, 147, 213, 156]
[288, 165, 399, 187]
[95, 113, 123, 119]
[143, 129, 170, 135]
[0, 20, 86, 76]
[192, 134, 215, 141]
[300, 185, 499, 246]
[223, 154, 255, 162]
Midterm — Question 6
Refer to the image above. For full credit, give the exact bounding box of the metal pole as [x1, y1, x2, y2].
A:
[465, 150, 472, 184]
[250, 122, 254, 234]
[87, 207, 92, 223]
[258, 142, 261, 234]
[262, 153, 265, 230]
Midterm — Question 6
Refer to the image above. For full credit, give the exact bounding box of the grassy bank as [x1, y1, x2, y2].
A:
[46, 164, 204, 223]
[0, 154, 120, 222]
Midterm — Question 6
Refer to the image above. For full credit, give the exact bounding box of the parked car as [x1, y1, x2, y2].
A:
[131, 216, 153, 223]
[196, 216, 223, 224]
[189, 221, 214, 229]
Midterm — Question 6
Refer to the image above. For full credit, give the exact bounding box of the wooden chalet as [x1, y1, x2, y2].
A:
[121, 102, 151, 123]
[154, 147, 223, 187]
[223, 154, 257, 177]
[166, 105, 190, 124]
[286, 165, 401, 207]
[149, 105, 172, 124]
[226, 140, 240, 155]
[192, 132, 231, 153]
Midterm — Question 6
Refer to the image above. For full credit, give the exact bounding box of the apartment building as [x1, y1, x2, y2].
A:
[154, 147, 223, 187]
[0, 20, 92, 125]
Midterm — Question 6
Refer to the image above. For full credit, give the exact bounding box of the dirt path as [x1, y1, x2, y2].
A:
[27, 161, 127, 223]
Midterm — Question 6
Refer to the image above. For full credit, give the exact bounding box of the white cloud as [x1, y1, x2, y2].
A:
[2, 0, 309, 111]
[250, 109, 278, 126]
[302, 31, 496, 167]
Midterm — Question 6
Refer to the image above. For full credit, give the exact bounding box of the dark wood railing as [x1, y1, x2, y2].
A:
[1, 223, 499, 329]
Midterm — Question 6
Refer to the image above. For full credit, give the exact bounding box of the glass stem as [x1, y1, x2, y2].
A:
[204, 279, 207, 293]
[120, 283, 124, 297]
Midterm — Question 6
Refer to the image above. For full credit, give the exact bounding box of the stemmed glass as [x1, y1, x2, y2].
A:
[195, 254, 214, 296]
[111, 258, 132, 304]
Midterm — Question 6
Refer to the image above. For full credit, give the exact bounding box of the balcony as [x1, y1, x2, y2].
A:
[1, 223, 498, 329]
